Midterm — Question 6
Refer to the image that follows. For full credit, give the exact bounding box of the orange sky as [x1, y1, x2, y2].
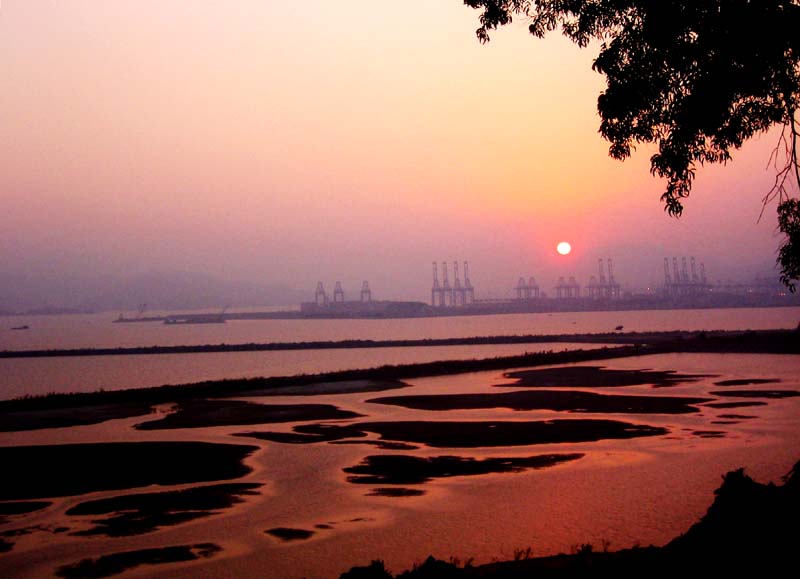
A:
[0, 1, 791, 300]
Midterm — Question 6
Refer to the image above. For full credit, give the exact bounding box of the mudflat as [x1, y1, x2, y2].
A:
[66, 483, 262, 537]
[238, 419, 668, 448]
[368, 390, 710, 414]
[134, 399, 361, 430]
[501, 366, 713, 388]
[0, 442, 258, 500]
[707, 390, 800, 399]
[55, 543, 221, 579]
[0, 402, 154, 432]
[343, 453, 585, 485]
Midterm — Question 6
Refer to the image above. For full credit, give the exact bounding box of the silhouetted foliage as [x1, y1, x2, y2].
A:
[340, 560, 393, 579]
[464, 0, 800, 288]
[778, 198, 800, 290]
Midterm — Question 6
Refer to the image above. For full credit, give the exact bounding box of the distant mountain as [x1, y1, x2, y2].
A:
[88, 271, 308, 311]
[0, 270, 307, 313]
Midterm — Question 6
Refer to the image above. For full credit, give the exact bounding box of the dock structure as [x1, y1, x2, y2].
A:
[555, 276, 581, 298]
[586, 258, 621, 299]
[441, 261, 453, 306]
[302, 280, 427, 317]
[664, 256, 710, 296]
[432, 260, 475, 307]
[431, 262, 443, 307]
[453, 261, 465, 306]
[515, 276, 540, 299]
[315, 282, 328, 306]
[333, 281, 344, 303]
[360, 281, 372, 302]
[463, 261, 475, 304]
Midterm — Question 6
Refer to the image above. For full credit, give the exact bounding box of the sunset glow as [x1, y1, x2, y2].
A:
[0, 4, 798, 579]
[557, 241, 572, 255]
[0, 0, 787, 299]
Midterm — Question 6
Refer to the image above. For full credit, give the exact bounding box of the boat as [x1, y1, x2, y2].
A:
[10, 325, 29, 330]
[113, 305, 164, 323]
[163, 314, 226, 325]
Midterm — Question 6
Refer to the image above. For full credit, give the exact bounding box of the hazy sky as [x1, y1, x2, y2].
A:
[0, 1, 792, 302]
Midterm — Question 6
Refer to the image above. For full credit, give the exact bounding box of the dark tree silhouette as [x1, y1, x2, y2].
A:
[464, 0, 800, 289]
[778, 198, 800, 288]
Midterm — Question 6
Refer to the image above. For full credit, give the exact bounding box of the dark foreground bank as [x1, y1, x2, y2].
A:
[340, 460, 800, 578]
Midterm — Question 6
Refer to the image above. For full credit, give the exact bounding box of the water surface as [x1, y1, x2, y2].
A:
[1, 352, 798, 579]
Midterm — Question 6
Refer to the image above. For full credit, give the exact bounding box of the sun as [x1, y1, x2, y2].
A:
[556, 241, 572, 255]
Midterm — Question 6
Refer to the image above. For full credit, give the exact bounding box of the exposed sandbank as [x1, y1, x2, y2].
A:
[502, 366, 713, 388]
[0, 402, 154, 432]
[3, 328, 797, 360]
[368, 390, 710, 414]
[55, 543, 221, 579]
[0, 501, 51, 524]
[707, 389, 800, 399]
[242, 379, 409, 397]
[692, 430, 727, 438]
[703, 400, 767, 408]
[237, 419, 667, 448]
[343, 453, 584, 485]
[66, 483, 262, 537]
[713, 378, 781, 386]
[365, 487, 426, 497]
[0, 442, 257, 501]
[331, 440, 420, 450]
[265, 527, 315, 542]
[134, 399, 361, 430]
[0, 331, 708, 359]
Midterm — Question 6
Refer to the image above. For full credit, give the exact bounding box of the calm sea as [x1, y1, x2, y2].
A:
[1, 306, 798, 400]
[2, 352, 799, 579]
[1, 310, 799, 578]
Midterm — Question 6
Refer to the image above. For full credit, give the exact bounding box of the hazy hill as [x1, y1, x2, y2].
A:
[0, 270, 307, 313]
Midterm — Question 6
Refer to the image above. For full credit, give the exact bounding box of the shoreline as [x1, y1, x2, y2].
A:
[1, 328, 795, 359]
[1, 329, 797, 411]
[0, 331, 655, 359]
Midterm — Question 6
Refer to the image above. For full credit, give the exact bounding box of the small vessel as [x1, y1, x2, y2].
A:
[164, 314, 226, 325]
[163, 306, 229, 325]
[11, 325, 29, 330]
[615, 325, 624, 331]
[113, 305, 164, 323]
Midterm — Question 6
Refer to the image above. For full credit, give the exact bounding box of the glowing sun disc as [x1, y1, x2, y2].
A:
[557, 241, 572, 255]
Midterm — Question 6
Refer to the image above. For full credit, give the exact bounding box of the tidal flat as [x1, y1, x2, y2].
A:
[55, 543, 221, 579]
[0, 403, 155, 432]
[238, 419, 668, 448]
[0, 442, 257, 501]
[500, 366, 714, 388]
[134, 399, 362, 430]
[342, 453, 585, 485]
[0, 331, 798, 579]
[66, 483, 262, 537]
[367, 390, 710, 414]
